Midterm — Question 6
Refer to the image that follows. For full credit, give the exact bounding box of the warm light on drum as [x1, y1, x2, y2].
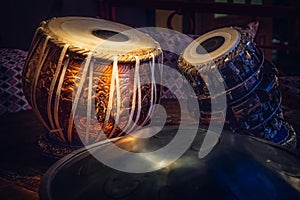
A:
[22, 17, 162, 157]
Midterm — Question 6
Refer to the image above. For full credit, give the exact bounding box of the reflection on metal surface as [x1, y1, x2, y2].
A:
[41, 126, 300, 200]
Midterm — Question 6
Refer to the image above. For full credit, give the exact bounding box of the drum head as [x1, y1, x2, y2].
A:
[41, 126, 300, 200]
[45, 17, 160, 61]
[182, 27, 241, 66]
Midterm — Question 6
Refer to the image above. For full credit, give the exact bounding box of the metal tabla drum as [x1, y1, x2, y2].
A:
[178, 26, 296, 147]
[22, 17, 162, 157]
[179, 27, 264, 124]
[179, 27, 264, 102]
[40, 126, 300, 200]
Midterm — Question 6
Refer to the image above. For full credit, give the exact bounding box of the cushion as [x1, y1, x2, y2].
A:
[0, 48, 31, 115]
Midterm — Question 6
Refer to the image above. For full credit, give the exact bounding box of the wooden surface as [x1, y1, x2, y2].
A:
[0, 110, 55, 199]
[0, 100, 186, 199]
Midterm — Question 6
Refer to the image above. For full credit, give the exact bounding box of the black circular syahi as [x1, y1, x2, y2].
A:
[196, 36, 225, 54]
[92, 29, 129, 42]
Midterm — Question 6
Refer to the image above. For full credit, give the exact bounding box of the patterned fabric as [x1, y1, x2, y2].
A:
[140, 28, 199, 99]
[279, 76, 300, 103]
[279, 76, 300, 122]
[0, 48, 31, 115]
[161, 51, 187, 99]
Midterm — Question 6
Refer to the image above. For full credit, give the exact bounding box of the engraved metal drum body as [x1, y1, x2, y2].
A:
[22, 17, 162, 157]
[179, 27, 264, 101]
[178, 27, 296, 147]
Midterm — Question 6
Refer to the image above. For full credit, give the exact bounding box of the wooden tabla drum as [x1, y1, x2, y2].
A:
[22, 17, 162, 157]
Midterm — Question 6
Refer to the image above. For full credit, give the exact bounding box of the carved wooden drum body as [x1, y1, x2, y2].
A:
[22, 17, 162, 157]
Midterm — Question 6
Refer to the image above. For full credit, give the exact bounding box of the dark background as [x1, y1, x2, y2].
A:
[0, 0, 153, 51]
[0, 0, 100, 50]
[0, 0, 299, 74]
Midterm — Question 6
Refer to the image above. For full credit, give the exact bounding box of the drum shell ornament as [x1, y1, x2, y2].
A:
[22, 17, 162, 156]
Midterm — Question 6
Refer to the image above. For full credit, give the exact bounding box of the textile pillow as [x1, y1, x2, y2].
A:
[0, 48, 31, 115]
[140, 28, 199, 100]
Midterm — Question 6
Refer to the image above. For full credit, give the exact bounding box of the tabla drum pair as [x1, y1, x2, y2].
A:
[179, 26, 297, 148]
[22, 17, 162, 157]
